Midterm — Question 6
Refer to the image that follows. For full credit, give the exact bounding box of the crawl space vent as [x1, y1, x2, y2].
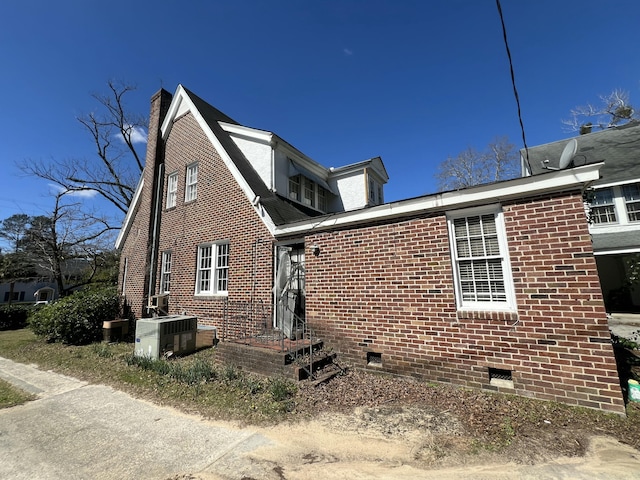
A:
[488, 367, 514, 388]
[367, 352, 382, 366]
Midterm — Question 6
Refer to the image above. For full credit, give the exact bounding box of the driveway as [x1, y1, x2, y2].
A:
[1, 357, 640, 480]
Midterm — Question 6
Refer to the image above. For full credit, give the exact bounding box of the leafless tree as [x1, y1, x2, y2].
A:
[435, 137, 519, 191]
[20, 80, 147, 218]
[563, 89, 637, 133]
[26, 191, 115, 296]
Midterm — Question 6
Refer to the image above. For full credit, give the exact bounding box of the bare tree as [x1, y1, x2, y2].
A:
[563, 89, 638, 133]
[20, 80, 147, 218]
[435, 137, 519, 191]
[25, 191, 115, 296]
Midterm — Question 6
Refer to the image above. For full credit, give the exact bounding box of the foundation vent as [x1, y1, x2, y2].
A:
[367, 352, 382, 366]
[488, 367, 514, 388]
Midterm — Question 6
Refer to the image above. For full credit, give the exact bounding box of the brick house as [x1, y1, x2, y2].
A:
[522, 122, 640, 312]
[117, 85, 625, 413]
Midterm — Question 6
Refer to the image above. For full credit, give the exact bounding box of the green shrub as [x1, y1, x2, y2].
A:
[269, 376, 297, 402]
[29, 286, 120, 345]
[0, 304, 31, 330]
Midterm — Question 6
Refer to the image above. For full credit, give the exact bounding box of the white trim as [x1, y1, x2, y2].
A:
[446, 205, 517, 312]
[162, 85, 278, 235]
[594, 247, 640, 256]
[166, 171, 178, 209]
[115, 176, 144, 249]
[275, 163, 603, 237]
[592, 178, 640, 189]
[194, 241, 229, 296]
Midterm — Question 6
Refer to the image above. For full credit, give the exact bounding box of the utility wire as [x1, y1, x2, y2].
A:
[496, 0, 532, 174]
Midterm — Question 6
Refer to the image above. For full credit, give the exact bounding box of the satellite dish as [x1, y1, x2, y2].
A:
[558, 139, 578, 169]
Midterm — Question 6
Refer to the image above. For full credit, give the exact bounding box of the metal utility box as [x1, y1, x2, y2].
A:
[134, 315, 197, 359]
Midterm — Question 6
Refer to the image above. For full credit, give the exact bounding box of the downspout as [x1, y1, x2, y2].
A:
[271, 139, 277, 191]
[147, 163, 164, 305]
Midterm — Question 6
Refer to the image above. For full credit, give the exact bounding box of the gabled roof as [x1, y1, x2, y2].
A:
[172, 86, 317, 227]
[522, 121, 640, 186]
[329, 156, 389, 182]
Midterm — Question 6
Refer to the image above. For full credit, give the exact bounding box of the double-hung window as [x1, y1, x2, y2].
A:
[185, 163, 198, 202]
[160, 251, 172, 293]
[590, 187, 617, 224]
[448, 207, 515, 310]
[623, 183, 640, 222]
[196, 242, 229, 295]
[166, 172, 178, 209]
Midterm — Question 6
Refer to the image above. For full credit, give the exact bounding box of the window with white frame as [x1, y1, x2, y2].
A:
[591, 187, 617, 224]
[196, 242, 229, 295]
[160, 251, 172, 293]
[623, 183, 640, 222]
[303, 177, 315, 207]
[368, 176, 383, 205]
[317, 186, 327, 212]
[288, 174, 329, 212]
[166, 172, 178, 209]
[289, 175, 300, 201]
[185, 163, 198, 202]
[448, 208, 515, 309]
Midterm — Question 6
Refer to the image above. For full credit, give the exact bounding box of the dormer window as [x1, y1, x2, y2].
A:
[288, 173, 330, 212]
[303, 178, 315, 207]
[368, 176, 383, 205]
[289, 175, 300, 201]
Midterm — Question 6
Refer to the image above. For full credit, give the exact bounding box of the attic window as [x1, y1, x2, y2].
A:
[289, 175, 300, 201]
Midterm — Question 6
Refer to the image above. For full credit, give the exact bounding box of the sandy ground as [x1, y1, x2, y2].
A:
[171, 409, 640, 480]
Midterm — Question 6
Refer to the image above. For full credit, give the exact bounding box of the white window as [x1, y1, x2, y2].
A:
[185, 163, 198, 202]
[318, 186, 327, 212]
[303, 178, 315, 207]
[289, 175, 300, 201]
[623, 183, 640, 222]
[160, 251, 172, 293]
[448, 207, 515, 310]
[121, 257, 128, 296]
[166, 172, 178, 209]
[591, 187, 617, 224]
[368, 176, 383, 205]
[196, 242, 229, 295]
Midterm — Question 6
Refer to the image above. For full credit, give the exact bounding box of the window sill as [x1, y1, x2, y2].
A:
[193, 293, 228, 299]
[456, 309, 518, 322]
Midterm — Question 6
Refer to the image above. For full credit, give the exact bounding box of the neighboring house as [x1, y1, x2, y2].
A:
[522, 121, 640, 312]
[0, 280, 57, 304]
[117, 85, 625, 413]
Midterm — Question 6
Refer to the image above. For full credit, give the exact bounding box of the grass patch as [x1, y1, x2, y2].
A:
[0, 378, 35, 409]
[0, 329, 296, 424]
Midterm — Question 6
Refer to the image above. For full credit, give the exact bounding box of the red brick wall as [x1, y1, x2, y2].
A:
[154, 112, 276, 338]
[304, 193, 625, 413]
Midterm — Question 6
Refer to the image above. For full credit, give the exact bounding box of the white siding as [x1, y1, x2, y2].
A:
[229, 135, 273, 188]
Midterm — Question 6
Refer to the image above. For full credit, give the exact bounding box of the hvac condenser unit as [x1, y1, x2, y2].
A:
[134, 315, 197, 359]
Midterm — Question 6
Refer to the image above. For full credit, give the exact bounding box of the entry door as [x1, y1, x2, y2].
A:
[274, 245, 305, 338]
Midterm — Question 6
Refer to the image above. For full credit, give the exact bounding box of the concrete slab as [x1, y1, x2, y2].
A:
[0, 357, 270, 480]
[608, 314, 640, 342]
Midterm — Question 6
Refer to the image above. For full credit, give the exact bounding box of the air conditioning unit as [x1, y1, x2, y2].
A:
[134, 315, 197, 359]
[148, 294, 169, 314]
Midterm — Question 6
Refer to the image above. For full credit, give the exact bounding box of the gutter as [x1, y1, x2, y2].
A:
[275, 162, 604, 237]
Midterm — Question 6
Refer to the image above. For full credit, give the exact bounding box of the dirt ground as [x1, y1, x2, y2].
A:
[171, 369, 640, 479]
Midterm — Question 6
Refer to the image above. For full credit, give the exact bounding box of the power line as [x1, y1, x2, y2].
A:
[496, 0, 532, 173]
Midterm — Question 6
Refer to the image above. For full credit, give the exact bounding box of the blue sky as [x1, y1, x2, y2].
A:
[1, 0, 639, 230]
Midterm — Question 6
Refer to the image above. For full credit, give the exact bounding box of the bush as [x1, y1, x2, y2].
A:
[29, 286, 120, 345]
[0, 304, 32, 331]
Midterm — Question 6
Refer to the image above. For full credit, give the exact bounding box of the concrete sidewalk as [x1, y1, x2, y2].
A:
[0, 357, 270, 480]
[2, 357, 640, 480]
